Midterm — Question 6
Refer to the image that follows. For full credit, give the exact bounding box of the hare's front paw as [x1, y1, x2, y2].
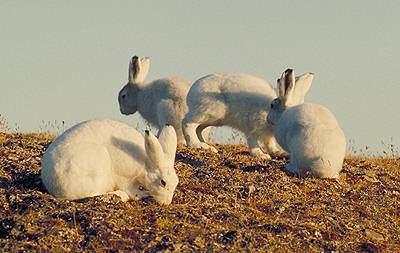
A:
[250, 148, 272, 160]
[108, 190, 130, 202]
[271, 149, 288, 158]
[192, 142, 218, 153]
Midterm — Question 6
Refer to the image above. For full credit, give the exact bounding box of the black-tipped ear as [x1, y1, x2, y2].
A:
[128, 56, 150, 84]
[128, 55, 140, 83]
[283, 69, 294, 92]
[131, 55, 139, 63]
[145, 130, 150, 135]
[278, 68, 295, 103]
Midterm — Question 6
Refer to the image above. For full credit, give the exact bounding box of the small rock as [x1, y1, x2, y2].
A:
[248, 185, 255, 194]
[238, 185, 256, 198]
[364, 175, 379, 183]
[365, 229, 385, 241]
[219, 230, 237, 245]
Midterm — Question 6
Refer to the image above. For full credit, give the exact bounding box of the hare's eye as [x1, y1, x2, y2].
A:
[160, 179, 166, 187]
[121, 94, 126, 99]
[270, 103, 274, 109]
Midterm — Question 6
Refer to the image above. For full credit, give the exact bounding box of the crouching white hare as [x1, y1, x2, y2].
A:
[118, 55, 191, 144]
[40, 119, 179, 204]
[183, 73, 283, 159]
[267, 69, 346, 178]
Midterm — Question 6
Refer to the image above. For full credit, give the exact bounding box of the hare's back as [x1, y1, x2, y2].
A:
[286, 104, 342, 130]
[46, 119, 143, 154]
[146, 77, 191, 100]
[277, 104, 345, 152]
[191, 73, 272, 92]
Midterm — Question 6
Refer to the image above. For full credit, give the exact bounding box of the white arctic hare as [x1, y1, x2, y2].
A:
[267, 69, 346, 178]
[118, 55, 191, 145]
[183, 73, 283, 159]
[40, 119, 179, 204]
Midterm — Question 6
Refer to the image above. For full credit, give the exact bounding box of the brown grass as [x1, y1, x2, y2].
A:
[0, 132, 399, 252]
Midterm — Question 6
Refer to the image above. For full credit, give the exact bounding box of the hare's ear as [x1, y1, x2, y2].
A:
[278, 68, 295, 106]
[294, 72, 314, 103]
[144, 130, 164, 168]
[158, 124, 177, 163]
[128, 56, 150, 84]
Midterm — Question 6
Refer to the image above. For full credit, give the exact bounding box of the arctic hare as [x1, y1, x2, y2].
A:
[183, 73, 283, 159]
[118, 55, 191, 144]
[267, 69, 346, 178]
[41, 119, 179, 204]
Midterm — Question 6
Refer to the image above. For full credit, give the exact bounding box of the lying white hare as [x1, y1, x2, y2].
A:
[40, 119, 179, 204]
[183, 73, 283, 159]
[267, 69, 346, 178]
[118, 55, 191, 145]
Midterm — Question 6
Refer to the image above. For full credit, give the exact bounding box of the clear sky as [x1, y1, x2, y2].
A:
[0, 1, 399, 152]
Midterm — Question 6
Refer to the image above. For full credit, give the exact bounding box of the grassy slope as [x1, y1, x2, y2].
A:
[0, 133, 399, 252]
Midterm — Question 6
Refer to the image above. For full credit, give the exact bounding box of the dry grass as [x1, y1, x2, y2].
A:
[0, 132, 399, 252]
[0, 115, 10, 133]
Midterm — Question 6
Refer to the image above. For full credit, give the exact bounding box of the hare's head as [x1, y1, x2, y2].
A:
[141, 125, 178, 204]
[267, 69, 314, 126]
[118, 55, 150, 115]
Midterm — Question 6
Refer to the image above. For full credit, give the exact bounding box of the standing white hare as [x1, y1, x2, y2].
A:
[183, 73, 283, 159]
[41, 119, 179, 204]
[118, 55, 191, 144]
[267, 69, 346, 178]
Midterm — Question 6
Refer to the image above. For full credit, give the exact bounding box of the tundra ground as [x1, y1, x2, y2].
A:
[0, 132, 399, 252]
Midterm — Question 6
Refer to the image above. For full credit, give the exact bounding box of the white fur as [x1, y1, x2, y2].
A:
[267, 69, 346, 178]
[183, 73, 283, 159]
[118, 55, 191, 145]
[40, 119, 179, 204]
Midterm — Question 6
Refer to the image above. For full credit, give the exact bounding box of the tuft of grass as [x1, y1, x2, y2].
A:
[0, 114, 10, 133]
[0, 133, 399, 252]
[37, 120, 66, 135]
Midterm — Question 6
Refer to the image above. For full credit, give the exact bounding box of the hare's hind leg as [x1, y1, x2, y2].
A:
[183, 105, 225, 153]
[183, 120, 217, 153]
[310, 158, 340, 179]
[262, 134, 286, 157]
[61, 145, 115, 199]
[247, 135, 271, 160]
[196, 124, 210, 143]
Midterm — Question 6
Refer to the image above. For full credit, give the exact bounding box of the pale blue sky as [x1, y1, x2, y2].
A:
[1, 1, 399, 152]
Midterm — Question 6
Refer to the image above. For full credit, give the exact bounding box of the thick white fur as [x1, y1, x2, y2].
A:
[267, 69, 346, 178]
[183, 73, 283, 159]
[118, 55, 191, 144]
[40, 119, 179, 204]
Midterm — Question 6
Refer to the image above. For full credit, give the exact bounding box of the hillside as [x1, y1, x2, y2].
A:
[0, 132, 399, 252]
